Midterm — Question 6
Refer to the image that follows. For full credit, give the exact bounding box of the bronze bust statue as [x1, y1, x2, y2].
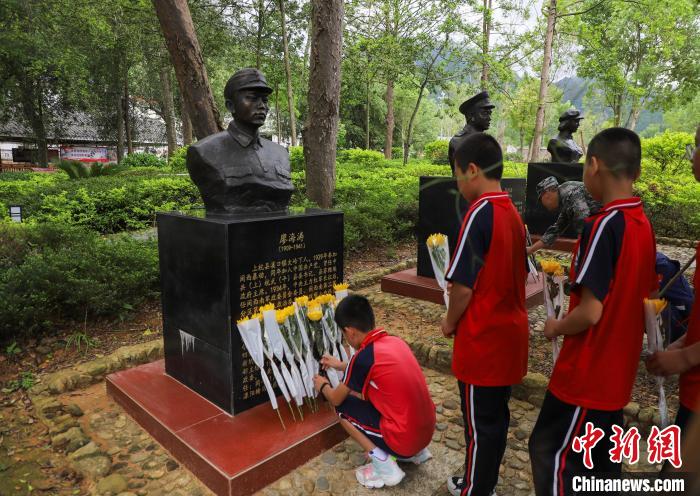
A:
[187, 68, 294, 215]
[448, 91, 495, 175]
[547, 109, 584, 163]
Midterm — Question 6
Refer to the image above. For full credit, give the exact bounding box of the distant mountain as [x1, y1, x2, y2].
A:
[553, 76, 662, 132]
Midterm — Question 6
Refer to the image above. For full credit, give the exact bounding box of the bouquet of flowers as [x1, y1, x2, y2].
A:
[644, 298, 670, 427]
[273, 308, 306, 419]
[278, 306, 314, 413]
[426, 233, 450, 307]
[259, 304, 298, 421]
[294, 296, 319, 397]
[236, 314, 286, 429]
[307, 302, 341, 388]
[524, 225, 540, 283]
[541, 259, 566, 363]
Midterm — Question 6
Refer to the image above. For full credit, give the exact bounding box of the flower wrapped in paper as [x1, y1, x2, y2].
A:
[307, 303, 341, 388]
[426, 233, 450, 307]
[293, 299, 319, 402]
[644, 298, 670, 426]
[258, 306, 297, 421]
[262, 306, 304, 418]
[236, 314, 285, 429]
[318, 293, 348, 365]
[541, 259, 566, 363]
[278, 307, 313, 415]
[334, 282, 349, 302]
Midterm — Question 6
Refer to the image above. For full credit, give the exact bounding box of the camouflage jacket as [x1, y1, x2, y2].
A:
[541, 181, 602, 246]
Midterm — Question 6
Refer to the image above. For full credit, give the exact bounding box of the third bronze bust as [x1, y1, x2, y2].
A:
[448, 91, 495, 175]
[547, 109, 584, 163]
[187, 68, 294, 215]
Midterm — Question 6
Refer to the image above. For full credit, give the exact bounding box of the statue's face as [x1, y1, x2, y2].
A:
[468, 106, 493, 131]
[227, 90, 269, 128]
[562, 118, 582, 134]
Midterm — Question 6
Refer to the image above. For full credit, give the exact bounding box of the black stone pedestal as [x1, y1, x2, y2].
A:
[524, 162, 583, 237]
[416, 176, 527, 278]
[157, 209, 343, 416]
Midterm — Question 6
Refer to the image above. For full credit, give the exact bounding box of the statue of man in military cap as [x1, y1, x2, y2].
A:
[448, 91, 495, 175]
[547, 109, 584, 163]
[186, 68, 294, 215]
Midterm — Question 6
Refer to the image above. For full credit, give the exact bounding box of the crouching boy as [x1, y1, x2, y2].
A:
[313, 295, 436, 489]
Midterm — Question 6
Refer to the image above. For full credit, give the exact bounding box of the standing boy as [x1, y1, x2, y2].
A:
[314, 295, 436, 489]
[529, 128, 657, 495]
[646, 125, 700, 450]
[440, 133, 529, 496]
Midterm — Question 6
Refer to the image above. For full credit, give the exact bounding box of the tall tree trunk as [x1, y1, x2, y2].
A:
[384, 79, 394, 159]
[365, 74, 371, 150]
[627, 106, 641, 131]
[403, 37, 448, 165]
[519, 130, 525, 161]
[529, 0, 556, 162]
[124, 77, 134, 154]
[159, 65, 178, 157]
[480, 0, 492, 89]
[256, 0, 265, 69]
[278, 0, 297, 146]
[116, 89, 125, 163]
[275, 82, 282, 143]
[19, 77, 48, 166]
[303, 0, 343, 208]
[153, 0, 222, 140]
[181, 97, 193, 145]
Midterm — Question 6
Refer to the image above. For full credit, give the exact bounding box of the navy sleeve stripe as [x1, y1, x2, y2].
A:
[447, 200, 489, 279]
[575, 210, 618, 285]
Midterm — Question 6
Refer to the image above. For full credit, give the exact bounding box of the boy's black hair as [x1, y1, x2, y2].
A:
[586, 127, 641, 180]
[454, 132, 503, 180]
[334, 294, 375, 333]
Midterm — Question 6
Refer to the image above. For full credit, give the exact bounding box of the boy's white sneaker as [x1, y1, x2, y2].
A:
[355, 456, 405, 488]
[396, 447, 433, 465]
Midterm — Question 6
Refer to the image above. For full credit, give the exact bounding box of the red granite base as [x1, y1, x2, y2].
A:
[381, 268, 545, 309]
[106, 360, 346, 496]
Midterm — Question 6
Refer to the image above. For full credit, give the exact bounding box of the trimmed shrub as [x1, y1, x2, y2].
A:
[424, 140, 449, 164]
[641, 131, 695, 174]
[0, 223, 159, 339]
[336, 148, 385, 167]
[289, 146, 305, 172]
[168, 145, 189, 172]
[121, 152, 167, 169]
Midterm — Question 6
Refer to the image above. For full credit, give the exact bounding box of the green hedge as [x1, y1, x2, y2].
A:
[121, 152, 168, 169]
[424, 140, 449, 164]
[0, 222, 159, 339]
[0, 170, 200, 233]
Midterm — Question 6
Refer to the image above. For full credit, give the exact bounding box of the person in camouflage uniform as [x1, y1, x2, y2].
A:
[526, 176, 602, 255]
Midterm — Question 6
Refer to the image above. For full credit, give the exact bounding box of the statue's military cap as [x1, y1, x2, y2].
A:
[559, 109, 584, 122]
[225, 68, 273, 96]
[537, 176, 560, 198]
[459, 91, 495, 116]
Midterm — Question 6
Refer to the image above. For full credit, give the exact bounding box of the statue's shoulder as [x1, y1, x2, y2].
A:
[260, 137, 290, 161]
[188, 130, 234, 165]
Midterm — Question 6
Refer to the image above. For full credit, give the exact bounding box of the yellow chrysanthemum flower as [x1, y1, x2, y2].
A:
[426, 233, 447, 248]
[250, 312, 261, 321]
[540, 259, 564, 276]
[275, 309, 289, 324]
[316, 294, 335, 305]
[645, 298, 668, 315]
[333, 283, 349, 291]
[307, 309, 323, 321]
[236, 315, 250, 325]
[259, 303, 275, 313]
[295, 296, 309, 307]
